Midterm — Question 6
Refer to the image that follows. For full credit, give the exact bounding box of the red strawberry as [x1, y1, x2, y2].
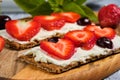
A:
[40, 39, 75, 60]
[84, 25, 116, 39]
[33, 15, 65, 31]
[81, 39, 96, 50]
[5, 20, 41, 41]
[0, 36, 5, 52]
[84, 25, 100, 32]
[51, 12, 80, 23]
[98, 4, 120, 28]
[64, 30, 96, 49]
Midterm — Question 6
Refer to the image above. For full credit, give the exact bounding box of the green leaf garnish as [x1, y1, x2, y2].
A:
[14, 0, 98, 22]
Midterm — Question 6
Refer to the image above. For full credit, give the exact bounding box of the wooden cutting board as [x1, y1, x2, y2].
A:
[0, 26, 120, 80]
[0, 48, 120, 80]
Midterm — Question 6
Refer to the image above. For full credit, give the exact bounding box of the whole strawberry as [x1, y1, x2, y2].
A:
[98, 4, 120, 28]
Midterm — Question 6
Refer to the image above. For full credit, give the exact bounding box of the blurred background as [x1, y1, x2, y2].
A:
[1, 0, 120, 19]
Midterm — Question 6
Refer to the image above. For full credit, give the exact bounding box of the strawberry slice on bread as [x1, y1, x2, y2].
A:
[84, 25, 116, 39]
[51, 12, 80, 23]
[40, 38, 75, 60]
[0, 36, 5, 52]
[33, 15, 65, 31]
[64, 30, 96, 50]
[5, 20, 41, 41]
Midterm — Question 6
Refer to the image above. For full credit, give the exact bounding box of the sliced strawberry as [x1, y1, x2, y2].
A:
[84, 25, 101, 32]
[84, 25, 116, 39]
[5, 20, 41, 41]
[64, 30, 96, 48]
[0, 36, 5, 52]
[51, 12, 80, 23]
[33, 15, 65, 31]
[40, 38, 75, 60]
[81, 39, 96, 50]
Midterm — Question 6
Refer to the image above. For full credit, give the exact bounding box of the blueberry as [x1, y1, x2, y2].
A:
[96, 37, 113, 49]
[0, 15, 11, 30]
[77, 17, 91, 26]
[48, 37, 59, 43]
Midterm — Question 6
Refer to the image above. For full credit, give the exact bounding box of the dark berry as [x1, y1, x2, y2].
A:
[96, 37, 113, 49]
[0, 15, 11, 30]
[48, 37, 59, 43]
[77, 17, 91, 26]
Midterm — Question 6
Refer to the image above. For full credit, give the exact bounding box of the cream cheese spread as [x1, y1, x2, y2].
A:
[23, 35, 120, 67]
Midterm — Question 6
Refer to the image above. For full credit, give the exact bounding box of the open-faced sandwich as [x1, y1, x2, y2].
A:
[0, 3, 120, 74]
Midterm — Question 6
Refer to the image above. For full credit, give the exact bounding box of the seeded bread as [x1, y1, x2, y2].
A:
[18, 48, 120, 73]
[2, 31, 63, 50]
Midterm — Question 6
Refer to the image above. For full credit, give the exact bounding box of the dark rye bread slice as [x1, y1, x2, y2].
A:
[18, 48, 120, 73]
[5, 33, 63, 50]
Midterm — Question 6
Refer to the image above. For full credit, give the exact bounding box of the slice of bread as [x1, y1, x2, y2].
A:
[18, 47, 120, 73]
[4, 33, 63, 50]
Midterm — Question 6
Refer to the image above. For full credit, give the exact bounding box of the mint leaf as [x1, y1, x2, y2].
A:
[14, 0, 53, 16]
[14, 0, 45, 12]
[28, 2, 53, 16]
[80, 5, 98, 22]
[48, 0, 64, 12]
[74, 0, 86, 5]
[14, 0, 98, 22]
[63, 2, 87, 17]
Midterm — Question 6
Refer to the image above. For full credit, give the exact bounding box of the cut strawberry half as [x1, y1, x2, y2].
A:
[0, 36, 5, 52]
[64, 30, 96, 48]
[40, 38, 75, 60]
[84, 25, 116, 39]
[33, 15, 65, 31]
[5, 20, 41, 41]
[51, 12, 80, 23]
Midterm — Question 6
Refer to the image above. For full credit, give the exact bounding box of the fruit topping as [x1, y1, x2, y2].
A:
[64, 30, 96, 49]
[98, 4, 120, 28]
[81, 39, 96, 50]
[40, 38, 75, 60]
[48, 37, 59, 43]
[84, 25, 116, 39]
[0, 36, 5, 52]
[77, 17, 91, 26]
[33, 15, 65, 31]
[51, 12, 80, 23]
[5, 20, 41, 41]
[0, 15, 11, 30]
[96, 37, 113, 49]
